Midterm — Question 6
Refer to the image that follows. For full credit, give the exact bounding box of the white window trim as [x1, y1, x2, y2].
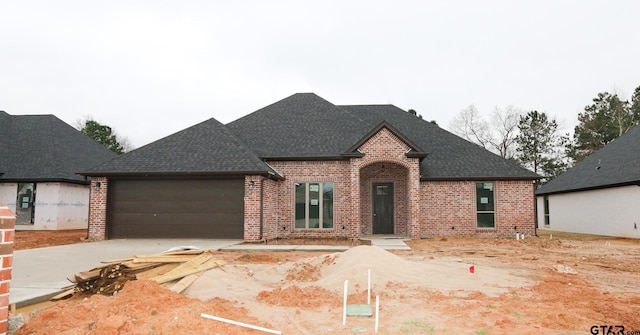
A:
[475, 181, 496, 229]
[294, 181, 334, 229]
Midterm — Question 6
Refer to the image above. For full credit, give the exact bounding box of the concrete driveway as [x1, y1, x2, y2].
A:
[10, 239, 242, 307]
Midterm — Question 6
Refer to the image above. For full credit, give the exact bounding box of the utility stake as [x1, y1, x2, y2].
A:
[367, 269, 371, 305]
[343, 279, 348, 325]
[201, 313, 281, 334]
[375, 295, 380, 333]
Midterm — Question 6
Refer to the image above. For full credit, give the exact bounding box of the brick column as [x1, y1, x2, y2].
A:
[0, 205, 16, 335]
[407, 158, 422, 239]
[243, 176, 262, 241]
[88, 177, 108, 241]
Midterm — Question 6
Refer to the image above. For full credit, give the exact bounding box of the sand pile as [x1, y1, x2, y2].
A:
[184, 245, 533, 303]
[303, 246, 530, 297]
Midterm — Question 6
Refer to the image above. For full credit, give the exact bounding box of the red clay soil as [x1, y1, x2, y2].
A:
[16, 280, 271, 335]
[13, 229, 88, 250]
[11, 231, 640, 334]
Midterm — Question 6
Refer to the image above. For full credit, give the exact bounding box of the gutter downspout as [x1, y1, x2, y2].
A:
[533, 181, 539, 237]
[259, 177, 265, 240]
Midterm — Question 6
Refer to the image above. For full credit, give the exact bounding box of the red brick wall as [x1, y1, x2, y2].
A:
[87, 177, 108, 241]
[267, 160, 354, 239]
[423, 181, 476, 237]
[243, 176, 262, 241]
[495, 180, 536, 238]
[422, 180, 535, 238]
[261, 178, 280, 240]
[0, 205, 16, 335]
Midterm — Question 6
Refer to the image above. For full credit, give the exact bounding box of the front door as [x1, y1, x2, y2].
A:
[16, 183, 35, 224]
[373, 183, 394, 234]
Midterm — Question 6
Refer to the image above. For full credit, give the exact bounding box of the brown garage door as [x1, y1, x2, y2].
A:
[107, 178, 244, 239]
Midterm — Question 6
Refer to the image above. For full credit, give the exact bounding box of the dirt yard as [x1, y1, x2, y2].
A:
[12, 230, 640, 334]
[13, 229, 88, 250]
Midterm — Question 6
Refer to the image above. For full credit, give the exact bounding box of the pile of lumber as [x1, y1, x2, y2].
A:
[52, 248, 225, 300]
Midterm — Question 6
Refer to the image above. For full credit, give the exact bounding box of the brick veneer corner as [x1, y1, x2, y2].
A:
[0, 205, 16, 335]
[87, 177, 108, 241]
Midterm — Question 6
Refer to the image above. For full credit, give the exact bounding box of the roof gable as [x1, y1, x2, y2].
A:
[0, 112, 117, 183]
[337, 105, 539, 180]
[82, 117, 279, 177]
[342, 120, 428, 160]
[536, 124, 640, 195]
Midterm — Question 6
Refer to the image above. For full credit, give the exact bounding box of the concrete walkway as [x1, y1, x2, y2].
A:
[10, 237, 410, 307]
[363, 236, 412, 251]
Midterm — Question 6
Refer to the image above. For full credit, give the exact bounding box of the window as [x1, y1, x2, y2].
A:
[295, 182, 334, 229]
[476, 182, 495, 228]
[544, 195, 550, 226]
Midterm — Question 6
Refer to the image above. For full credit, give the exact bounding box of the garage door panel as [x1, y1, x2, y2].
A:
[114, 188, 242, 202]
[110, 222, 243, 239]
[110, 213, 242, 226]
[111, 180, 241, 199]
[111, 200, 241, 214]
[108, 178, 244, 239]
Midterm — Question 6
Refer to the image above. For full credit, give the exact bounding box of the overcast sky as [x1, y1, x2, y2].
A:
[2, 1, 639, 148]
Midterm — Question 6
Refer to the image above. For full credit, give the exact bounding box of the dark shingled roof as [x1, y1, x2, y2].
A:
[79, 93, 539, 180]
[81, 117, 279, 177]
[0, 111, 117, 183]
[536, 124, 640, 195]
[228, 93, 539, 180]
[226, 93, 365, 158]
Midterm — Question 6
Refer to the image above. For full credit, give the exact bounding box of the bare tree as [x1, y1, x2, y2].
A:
[449, 105, 492, 150]
[487, 105, 521, 159]
[115, 132, 136, 152]
[449, 105, 522, 159]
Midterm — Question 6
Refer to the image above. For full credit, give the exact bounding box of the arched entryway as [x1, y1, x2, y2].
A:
[359, 161, 410, 236]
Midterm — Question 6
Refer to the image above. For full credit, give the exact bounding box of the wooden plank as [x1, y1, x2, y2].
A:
[101, 257, 134, 264]
[51, 288, 76, 301]
[150, 252, 213, 283]
[152, 252, 225, 284]
[130, 249, 206, 259]
[121, 261, 162, 271]
[168, 272, 203, 293]
[73, 268, 102, 282]
[135, 263, 180, 280]
[153, 260, 225, 284]
[133, 255, 200, 263]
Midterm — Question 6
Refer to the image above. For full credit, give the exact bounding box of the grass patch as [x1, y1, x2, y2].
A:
[474, 329, 488, 335]
[400, 320, 435, 334]
[510, 310, 527, 319]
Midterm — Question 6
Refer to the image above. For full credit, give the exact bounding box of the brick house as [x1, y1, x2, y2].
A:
[81, 93, 539, 241]
[0, 111, 116, 230]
